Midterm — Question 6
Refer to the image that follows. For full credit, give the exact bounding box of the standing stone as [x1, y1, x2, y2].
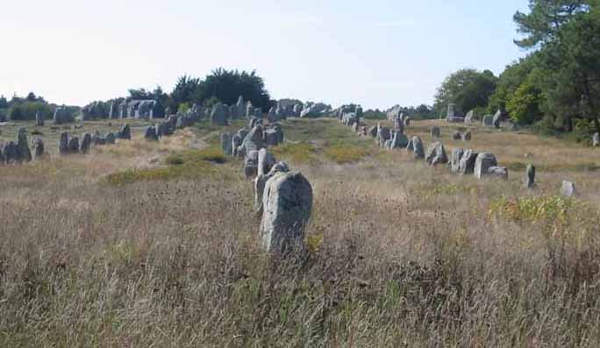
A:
[526, 164, 536, 188]
[377, 125, 391, 147]
[264, 129, 281, 146]
[80, 133, 92, 154]
[257, 148, 276, 176]
[465, 110, 474, 123]
[211, 103, 228, 126]
[244, 150, 259, 178]
[462, 131, 472, 141]
[32, 137, 44, 159]
[452, 131, 461, 140]
[412, 136, 425, 159]
[232, 134, 243, 156]
[431, 126, 441, 138]
[221, 133, 232, 155]
[561, 180, 576, 197]
[394, 115, 404, 132]
[425, 141, 448, 165]
[474, 152, 498, 179]
[388, 131, 408, 149]
[493, 110, 503, 128]
[118, 124, 131, 140]
[259, 171, 313, 253]
[404, 117, 411, 127]
[482, 115, 494, 127]
[488, 166, 509, 179]
[36, 112, 44, 126]
[3, 142, 19, 164]
[17, 128, 32, 162]
[450, 148, 464, 173]
[458, 149, 478, 175]
[68, 136, 80, 153]
[59, 132, 69, 155]
[144, 126, 158, 141]
[239, 125, 265, 156]
[447, 103, 455, 118]
[593, 133, 599, 147]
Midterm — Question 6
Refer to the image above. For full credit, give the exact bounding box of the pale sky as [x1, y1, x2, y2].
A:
[0, 0, 529, 109]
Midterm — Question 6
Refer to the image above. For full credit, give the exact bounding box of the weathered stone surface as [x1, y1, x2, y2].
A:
[458, 149, 478, 175]
[80, 133, 92, 154]
[450, 148, 464, 173]
[32, 137, 44, 159]
[257, 148, 276, 176]
[462, 131, 471, 141]
[244, 150, 259, 178]
[452, 131, 461, 140]
[221, 133, 232, 155]
[265, 129, 282, 146]
[393, 115, 404, 132]
[211, 103, 228, 125]
[118, 124, 131, 140]
[2, 142, 19, 164]
[377, 125, 391, 147]
[431, 126, 441, 138]
[488, 166, 509, 179]
[412, 136, 425, 159]
[388, 131, 409, 149]
[425, 141, 447, 165]
[526, 164, 536, 188]
[593, 133, 599, 147]
[59, 132, 69, 154]
[68, 136, 80, 153]
[493, 110, 503, 128]
[254, 161, 290, 213]
[232, 134, 242, 156]
[474, 152, 498, 179]
[465, 110, 474, 123]
[239, 125, 265, 156]
[482, 115, 494, 127]
[561, 180, 576, 197]
[144, 126, 158, 141]
[259, 171, 313, 253]
[17, 128, 32, 162]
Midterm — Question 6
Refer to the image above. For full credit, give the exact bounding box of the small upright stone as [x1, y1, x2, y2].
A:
[118, 124, 131, 140]
[458, 149, 478, 175]
[412, 136, 425, 159]
[32, 137, 44, 159]
[106, 132, 116, 144]
[462, 131, 471, 141]
[425, 141, 448, 165]
[80, 133, 92, 154]
[593, 133, 599, 147]
[68, 136, 80, 153]
[221, 133, 232, 155]
[17, 128, 32, 162]
[526, 164, 536, 188]
[474, 152, 498, 179]
[59, 132, 69, 154]
[487, 166, 509, 179]
[431, 126, 440, 138]
[144, 126, 158, 141]
[561, 180, 576, 197]
[244, 150, 259, 178]
[450, 148, 464, 173]
[452, 131, 461, 140]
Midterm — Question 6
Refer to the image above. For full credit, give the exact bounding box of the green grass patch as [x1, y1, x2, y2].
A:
[324, 144, 372, 164]
[488, 195, 576, 224]
[104, 147, 228, 185]
[271, 143, 318, 164]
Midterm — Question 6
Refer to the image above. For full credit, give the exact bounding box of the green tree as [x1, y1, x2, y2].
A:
[434, 68, 498, 116]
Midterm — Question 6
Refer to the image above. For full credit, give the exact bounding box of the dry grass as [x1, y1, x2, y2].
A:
[1, 117, 600, 346]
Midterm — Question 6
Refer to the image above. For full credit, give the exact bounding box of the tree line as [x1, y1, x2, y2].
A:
[435, 0, 600, 135]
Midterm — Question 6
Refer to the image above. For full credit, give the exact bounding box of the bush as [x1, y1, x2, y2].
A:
[8, 101, 53, 121]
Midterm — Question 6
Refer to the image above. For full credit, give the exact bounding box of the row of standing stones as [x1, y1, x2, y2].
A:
[341, 108, 578, 197]
[220, 117, 314, 254]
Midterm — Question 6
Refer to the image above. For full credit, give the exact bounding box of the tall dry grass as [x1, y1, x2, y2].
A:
[1, 118, 600, 346]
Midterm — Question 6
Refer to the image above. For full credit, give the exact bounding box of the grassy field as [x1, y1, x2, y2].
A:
[1, 117, 600, 346]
